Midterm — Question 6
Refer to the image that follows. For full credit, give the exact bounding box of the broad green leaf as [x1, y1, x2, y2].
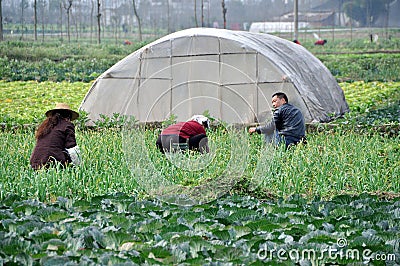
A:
[41, 239, 66, 253]
[28, 227, 60, 244]
[211, 229, 231, 242]
[103, 230, 136, 250]
[35, 207, 70, 223]
[76, 226, 106, 249]
[13, 200, 43, 216]
[245, 220, 281, 232]
[227, 209, 260, 224]
[0, 236, 32, 255]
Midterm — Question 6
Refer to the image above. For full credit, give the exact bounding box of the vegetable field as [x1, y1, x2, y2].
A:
[1, 194, 399, 265]
[1, 40, 400, 265]
[1, 124, 399, 201]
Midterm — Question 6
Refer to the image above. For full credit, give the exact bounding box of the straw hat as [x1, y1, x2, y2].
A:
[45, 103, 79, 121]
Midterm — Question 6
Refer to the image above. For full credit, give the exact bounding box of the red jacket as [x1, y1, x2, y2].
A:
[161, 121, 206, 139]
[314, 40, 327, 45]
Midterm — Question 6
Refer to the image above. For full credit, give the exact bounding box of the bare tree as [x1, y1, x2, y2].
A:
[201, 0, 204, 27]
[73, 1, 79, 41]
[194, 0, 198, 27]
[72, 7, 78, 41]
[62, 0, 73, 42]
[221, 0, 226, 29]
[166, 0, 170, 33]
[21, 0, 29, 39]
[59, 2, 63, 40]
[74, 1, 86, 41]
[384, 0, 391, 39]
[0, 0, 3, 41]
[111, 11, 122, 44]
[96, 0, 101, 44]
[132, 0, 142, 41]
[39, 0, 46, 42]
[34, 0, 38, 41]
[90, 0, 94, 43]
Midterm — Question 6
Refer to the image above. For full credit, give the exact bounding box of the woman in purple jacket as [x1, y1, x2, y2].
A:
[30, 103, 81, 170]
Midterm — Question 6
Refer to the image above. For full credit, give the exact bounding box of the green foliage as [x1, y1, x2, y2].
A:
[161, 113, 177, 128]
[74, 110, 90, 131]
[0, 194, 399, 264]
[319, 53, 400, 82]
[1, 126, 399, 202]
[93, 113, 131, 129]
[0, 57, 114, 82]
[1, 40, 400, 83]
[0, 41, 150, 82]
[2, 80, 399, 127]
[0, 40, 146, 61]
[1, 39, 400, 264]
[340, 81, 400, 125]
[0, 81, 89, 126]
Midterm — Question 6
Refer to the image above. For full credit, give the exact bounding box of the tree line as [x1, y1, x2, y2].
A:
[0, 0, 396, 43]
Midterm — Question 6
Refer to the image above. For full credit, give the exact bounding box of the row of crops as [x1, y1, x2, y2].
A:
[1, 40, 400, 264]
[2, 80, 399, 127]
[2, 123, 400, 200]
[1, 40, 400, 83]
[1, 193, 399, 265]
[0, 53, 398, 83]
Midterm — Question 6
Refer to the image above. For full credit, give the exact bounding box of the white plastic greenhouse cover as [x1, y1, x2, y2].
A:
[80, 28, 349, 124]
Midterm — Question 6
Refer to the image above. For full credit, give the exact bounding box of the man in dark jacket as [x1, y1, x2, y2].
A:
[249, 92, 306, 148]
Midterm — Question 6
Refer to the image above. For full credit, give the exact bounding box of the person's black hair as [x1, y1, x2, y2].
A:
[55, 110, 73, 120]
[36, 110, 72, 140]
[272, 92, 288, 103]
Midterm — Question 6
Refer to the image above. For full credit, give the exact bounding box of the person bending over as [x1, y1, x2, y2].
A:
[156, 115, 210, 154]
